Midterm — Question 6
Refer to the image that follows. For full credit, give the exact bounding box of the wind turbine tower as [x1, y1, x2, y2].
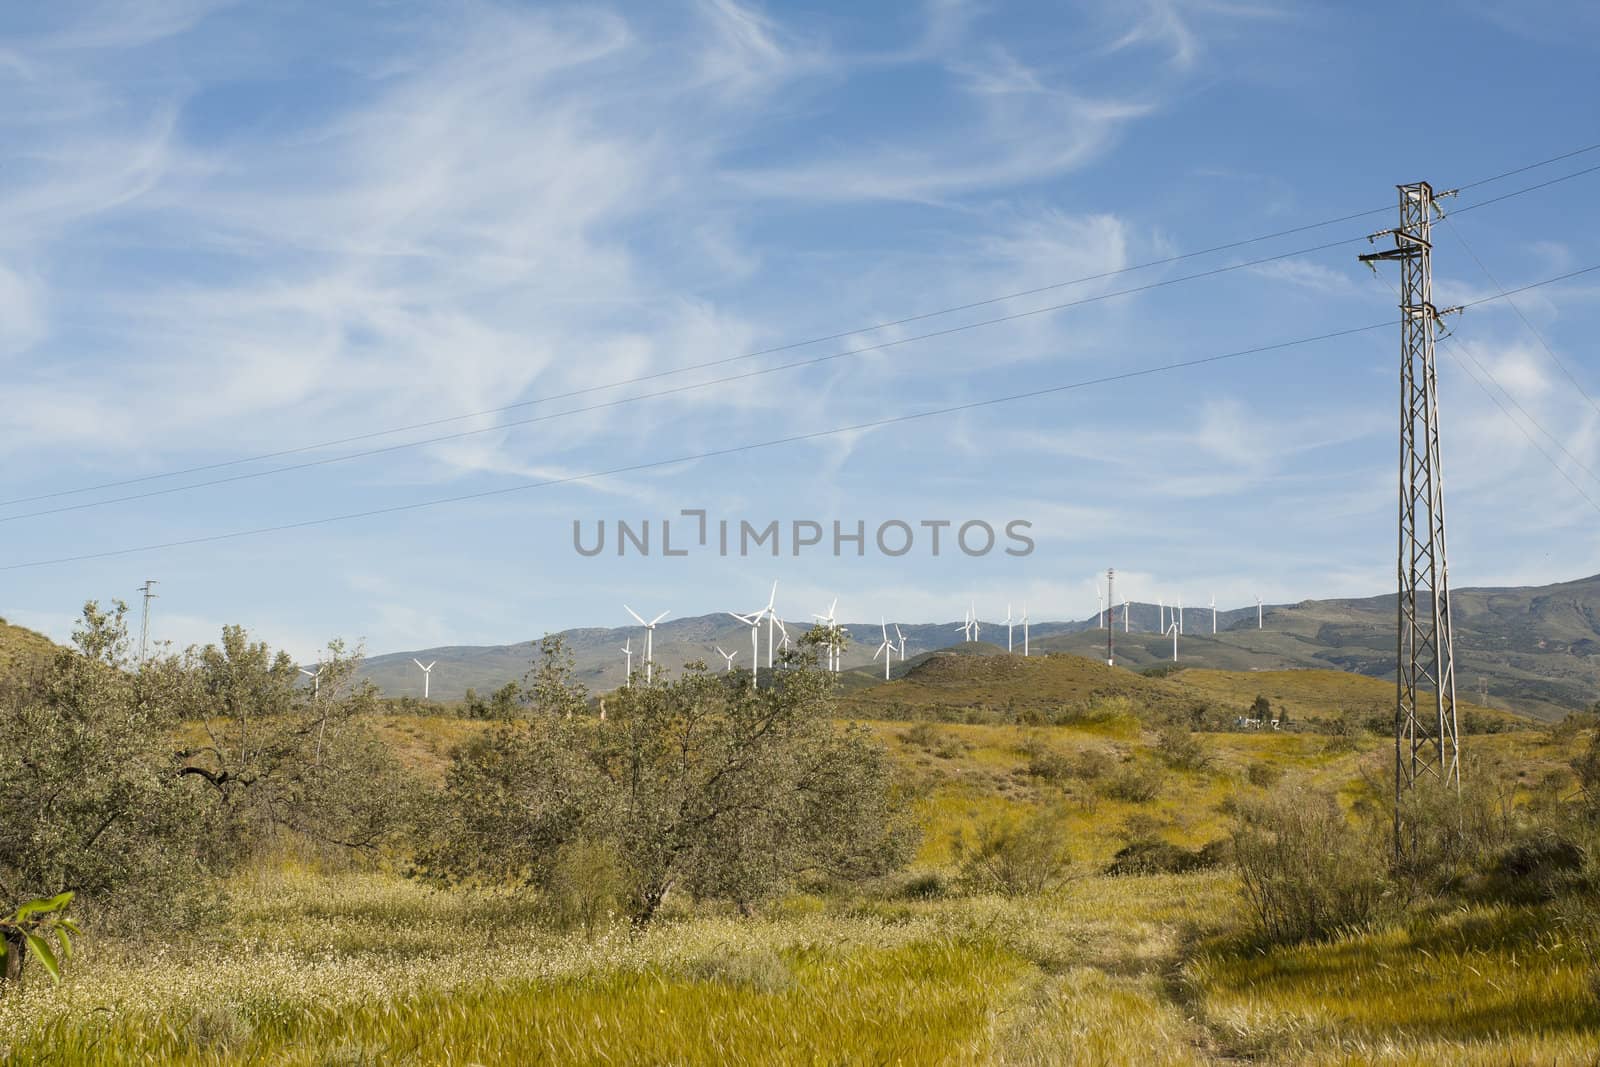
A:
[1004, 603, 1015, 653]
[1020, 603, 1030, 657]
[624, 605, 670, 684]
[298, 663, 324, 700]
[413, 658, 436, 700]
[873, 620, 895, 681]
[716, 646, 738, 672]
[620, 639, 634, 683]
[1211, 595, 1218, 635]
[1257, 595, 1263, 629]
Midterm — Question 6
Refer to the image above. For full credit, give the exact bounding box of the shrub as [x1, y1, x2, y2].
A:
[1246, 763, 1284, 789]
[543, 838, 627, 935]
[1022, 742, 1073, 784]
[952, 807, 1074, 896]
[1105, 837, 1231, 876]
[898, 870, 949, 900]
[1102, 762, 1165, 803]
[1232, 787, 1386, 944]
[1155, 725, 1213, 771]
[1485, 834, 1589, 903]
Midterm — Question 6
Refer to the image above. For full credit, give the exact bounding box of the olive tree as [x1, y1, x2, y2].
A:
[174, 630, 415, 859]
[423, 642, 915, 923]
[0, 603, 210, 989]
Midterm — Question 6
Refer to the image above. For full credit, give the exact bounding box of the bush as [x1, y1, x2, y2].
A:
[898, 870, 949, 900]
[1155, 725, 1213, 771]
[1105, 837, 1231, 876]
[953, 807, 1074, 896]
[1246, 763, 1284, 789]
[1485, 834, 1589, 903]
[1232, 787, 1386, 944]
[1102, 761, 1165, 803]
[543, 838, 626, 935]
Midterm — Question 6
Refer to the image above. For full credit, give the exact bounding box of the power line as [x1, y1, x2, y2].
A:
[6, 142, 1599, 512]
[7, 259, 1596, 571]
[0, 320, 1395, 571]
[1441, 213, 1600, 420]
[1441, 343, 1600, 517]
[1454, 141, 1600, 190]
[1372, 266, 1600, 512]
[1447, 160, 1600, 218]
[0, 233, 1374, 524]
[1373, 264, 1600, 493]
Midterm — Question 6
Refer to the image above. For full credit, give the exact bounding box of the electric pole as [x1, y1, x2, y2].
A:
[138, 579, 159, 664]
[1105, 568, 1115, 667]
[1360, 181, 1463, 861]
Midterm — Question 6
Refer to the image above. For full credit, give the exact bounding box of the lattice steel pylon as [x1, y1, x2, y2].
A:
[1360, 181, 1462, 860]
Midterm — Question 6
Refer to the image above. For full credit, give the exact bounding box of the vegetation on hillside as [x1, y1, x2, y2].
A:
[0, 605, 1596, 1064]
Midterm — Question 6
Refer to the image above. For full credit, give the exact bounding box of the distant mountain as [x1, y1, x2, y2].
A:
[357, 574, 1600, 719]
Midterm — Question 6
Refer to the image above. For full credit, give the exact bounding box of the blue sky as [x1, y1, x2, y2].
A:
[4, 0, 1600, 661]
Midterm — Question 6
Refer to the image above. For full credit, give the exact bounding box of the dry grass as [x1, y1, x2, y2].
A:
[3, 703, 1591, 1064]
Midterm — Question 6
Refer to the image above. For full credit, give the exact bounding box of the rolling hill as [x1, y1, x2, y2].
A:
[346, 573, 1600, 718]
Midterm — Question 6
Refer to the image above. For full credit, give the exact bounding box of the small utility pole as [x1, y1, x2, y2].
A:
[1361, 180, 1463, 862]
[1106, 568, 1116, 667]
[138, 579, 159, 663]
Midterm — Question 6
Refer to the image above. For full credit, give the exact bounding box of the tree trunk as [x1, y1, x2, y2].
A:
[1, 930, 26, 991]
[631, 883, 667, 926]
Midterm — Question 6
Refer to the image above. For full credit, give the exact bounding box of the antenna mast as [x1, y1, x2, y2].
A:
[1360, 180, 1462, 860]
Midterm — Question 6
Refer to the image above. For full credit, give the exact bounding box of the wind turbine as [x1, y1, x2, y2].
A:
[1096, 586, 1105, 629]
[1257, 595, 1263, 629]
[956, 606, 973, 644]
[1020, 602, 1030, 657]
[728, 611, 760, 680]
[624, 605, 669, 684]
[1123, 600, 1130, 634]
[298, 663, 324, 700]
[873, 620, 895, 681]
[811, 597, 839, 672]
[716, 646, 738, 672]
[775, 617, 791, 655]
[970, 602, 980, 642]
[1165, 619, 1179, 662]
[1210, 595, 1217, 635]
[1158, 598, 1165, 633]
[894, 623, 907, 662]
[751, 581, 779, 671]
[620, 639, 634, 684]
[1004, 603, 1015, 653]
[413, 658, 436, 700]
[1177, 597, 1184, 636]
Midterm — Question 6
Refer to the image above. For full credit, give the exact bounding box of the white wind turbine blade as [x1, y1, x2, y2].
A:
[425, 662, 436, 671]
[650, 610, 669, 626]
[624, 605, 647, 626]
[413, 658, 426, 670]
[873, 643, 884, 661]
